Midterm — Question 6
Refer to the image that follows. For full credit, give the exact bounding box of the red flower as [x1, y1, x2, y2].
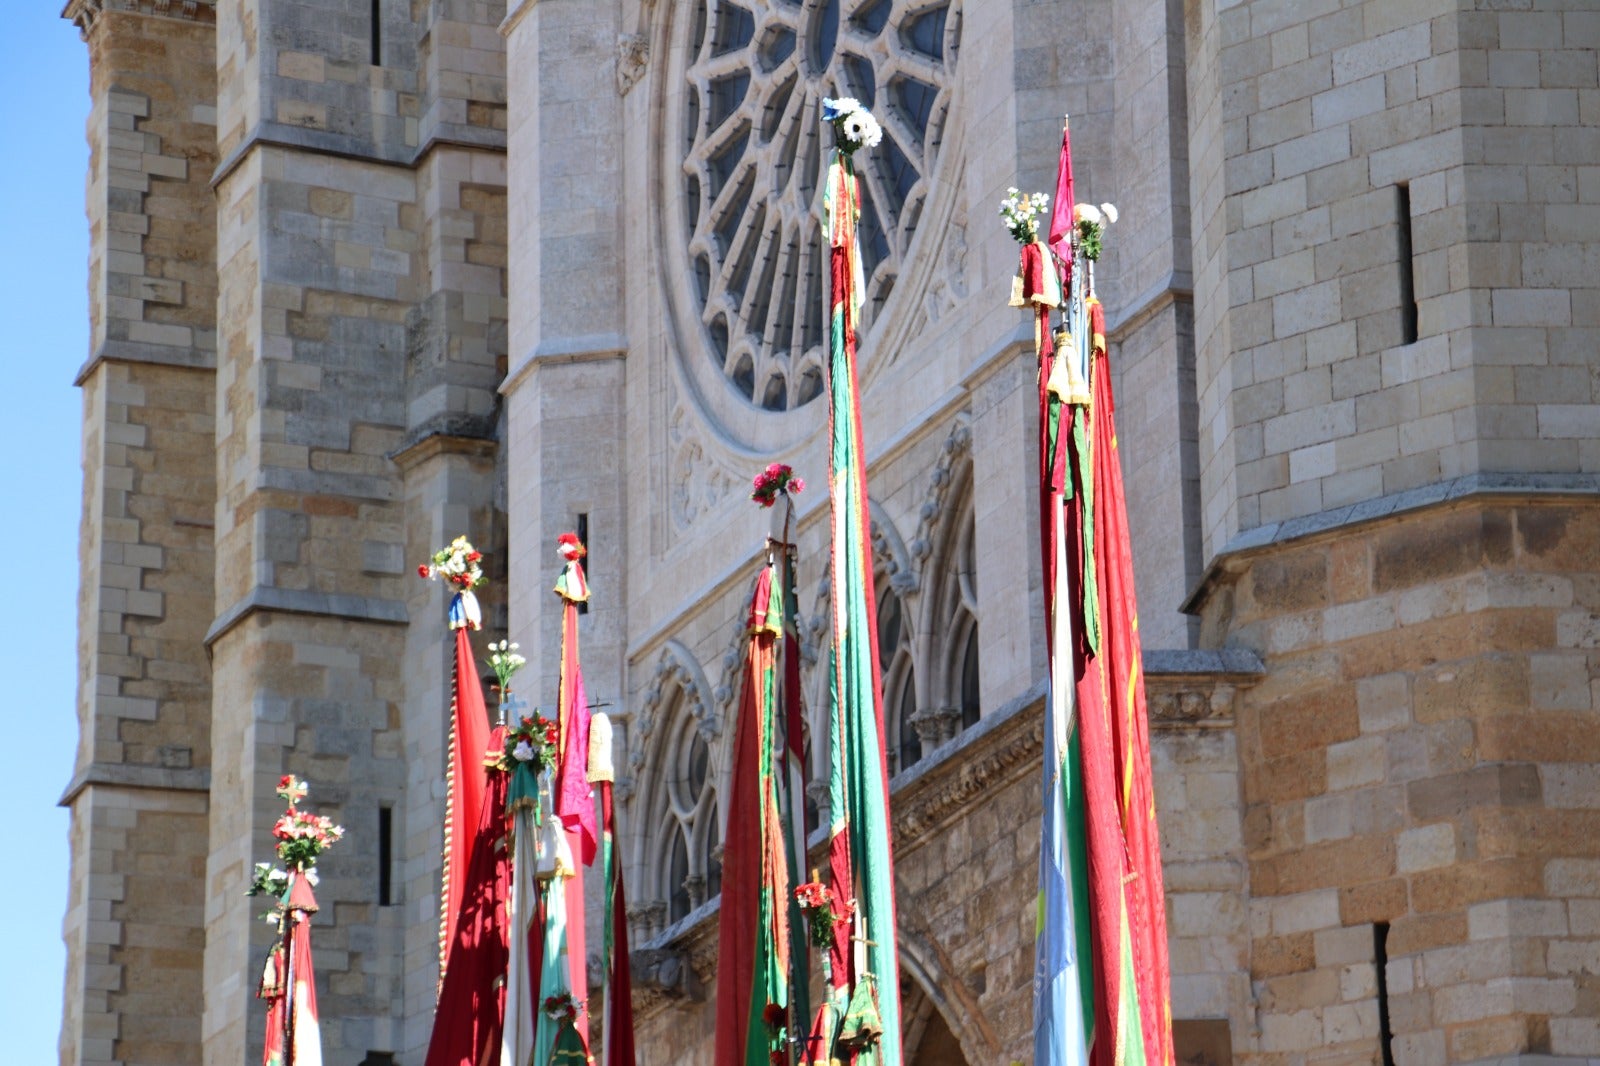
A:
[467, 551, 482, 562]
[545, 726, 558, 745]
[418, 564, 430, 578]
[762, 1002, 786, 1030]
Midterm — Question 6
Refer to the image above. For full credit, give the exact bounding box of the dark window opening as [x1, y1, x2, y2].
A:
[370, 0, 382, 66]
[1396, 184, 1417, 345]
[377, 806, 393, 906]
[576, 513, 589, 615]
[1374, 922, 1395, 1066]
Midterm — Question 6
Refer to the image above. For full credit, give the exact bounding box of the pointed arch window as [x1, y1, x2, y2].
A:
[643, 692, 723, 928]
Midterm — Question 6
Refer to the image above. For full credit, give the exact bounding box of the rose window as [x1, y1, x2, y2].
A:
[680, 0, 960, 412]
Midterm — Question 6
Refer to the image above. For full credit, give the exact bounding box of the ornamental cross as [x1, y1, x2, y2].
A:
[499, 690, 529, 728]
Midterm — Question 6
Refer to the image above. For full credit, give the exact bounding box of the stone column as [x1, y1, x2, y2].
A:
[61, 4, 219, 1064]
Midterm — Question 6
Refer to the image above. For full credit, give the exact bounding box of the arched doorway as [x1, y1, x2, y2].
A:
[901, 977, 974, 1065]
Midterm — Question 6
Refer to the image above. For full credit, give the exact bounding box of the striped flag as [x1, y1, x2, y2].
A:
[1027, 118, 1094, 1066]
[1076, 302, 1175, 1066]
[820, 122, 901, 1063]
[1024, 116, 1173, 1066]
[715, 561, 793, 1065]
[537, 534, 597, 1059]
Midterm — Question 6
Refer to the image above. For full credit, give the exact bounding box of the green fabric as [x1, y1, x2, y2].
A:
[825, 153, 901, 1066]
[1074, 406, 1099, 655]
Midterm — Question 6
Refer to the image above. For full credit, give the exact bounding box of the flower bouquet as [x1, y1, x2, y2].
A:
[795, 878, 850, 950]
[751, 462, 805, 508]
[999, 187, 1050, 244]
[1072, 201, 1119, 261]
[822, 97, 882, 155]
[420, 535, 487, 630]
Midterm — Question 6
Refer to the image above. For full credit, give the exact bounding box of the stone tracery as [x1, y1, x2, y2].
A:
[679, 0, 960, 411]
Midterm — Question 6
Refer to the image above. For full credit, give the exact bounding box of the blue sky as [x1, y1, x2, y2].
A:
[2, 8, 94, 1061]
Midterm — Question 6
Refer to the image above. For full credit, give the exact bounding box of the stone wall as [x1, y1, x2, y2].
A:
[1192, 494, 1600, 1065]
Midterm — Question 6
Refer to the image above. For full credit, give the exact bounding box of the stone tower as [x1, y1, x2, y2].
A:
[64, 0, 510, 1060]
[63, 0, 1599, 1064]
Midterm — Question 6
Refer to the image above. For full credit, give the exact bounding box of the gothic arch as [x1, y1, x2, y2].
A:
[911, 426, 980, 751]
[896, 916, 1000, 1065]
[629, 640, 724, 940]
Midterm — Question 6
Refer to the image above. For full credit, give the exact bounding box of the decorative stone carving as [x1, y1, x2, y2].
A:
[909, 705, 961, 748]
[669, 405, 735, 533]
[870, 510, 918, 596]
[616, 34, 649, 96]
[909, 415, 974, 562]
[894, 702, 1041, 845]
[1146, 682, 1237, 728]
[66, 0, 213, 36]
[922, 212, 969, 324]
[632, 640, 718, 770]
[632, 946, 705, 1005]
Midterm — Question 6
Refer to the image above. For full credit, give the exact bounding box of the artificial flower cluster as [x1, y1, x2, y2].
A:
[557, 532, 586, 562]
[1072, 201, 1119, 260]
[999, 187, 1050, 244]
[751, 463, 805, 508]
[795, 879, 849, 949]
[822, 97, 882, 153]
[248, 775, 343, 919]
[543, 993, 583, 1023]
[504, 713, 560, 772]
[418, 535, 485, 592]
[486, 638, 526, 691]
[271, 775, 346, 872]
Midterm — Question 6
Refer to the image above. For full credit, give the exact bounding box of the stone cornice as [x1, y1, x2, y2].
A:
[1182, 472, 1600, 614]
[59, 763, 211, 807]
[204, 586, 409, 647]
[63, 0, 216, 38]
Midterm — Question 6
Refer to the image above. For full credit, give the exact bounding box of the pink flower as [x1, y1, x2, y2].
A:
[788, 477, 804, 494]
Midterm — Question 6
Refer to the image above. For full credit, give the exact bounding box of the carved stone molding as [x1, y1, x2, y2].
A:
[892, 695, 1042, 846]
[616, 34, 649, 96]
[65, 0, 214, 36]
[909, 705, 961, 748]
[668, 404, 736, 535]
[909, 415, 974, 562]
[631, 641, 718, 772]
[920, 211, 970, 327]
[1143, 647, 1263, 730]
[1146, 684, 1236, 728]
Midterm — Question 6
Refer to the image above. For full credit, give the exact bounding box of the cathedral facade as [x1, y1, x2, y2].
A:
[61, 0, 1600, 1064]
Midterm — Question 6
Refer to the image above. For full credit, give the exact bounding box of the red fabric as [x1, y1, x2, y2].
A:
[715, 568, 775, 1066]
[557, 604, 598, 865]
[1088, 345, 1175, 1066]
[1047, 121, 1076, 278]
[425, 732, 511, 1066]
[602, 784, 637, 1066]
[443, 628, 491, 977]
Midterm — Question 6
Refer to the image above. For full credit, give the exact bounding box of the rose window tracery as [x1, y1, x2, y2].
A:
[680, 0, 960, 412]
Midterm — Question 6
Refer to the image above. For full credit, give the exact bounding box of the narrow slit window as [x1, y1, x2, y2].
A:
[370, 0, 382, 66]
[378, 805, 393, 905]
[577, 513, 590, 616]
[1374, 921, 1395, 1066]
[1396, 184, 1417, 345]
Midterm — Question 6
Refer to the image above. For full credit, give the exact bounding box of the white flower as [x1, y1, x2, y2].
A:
[1073, 202, 1102, 226]
[509, 642, 519, 651]
[305, 868, 320, 886]
[1100, 202, 1119, 224]
[841, 109, 882, 148]
[513, 740, 535, 762]
[822, 96, 863, 122]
